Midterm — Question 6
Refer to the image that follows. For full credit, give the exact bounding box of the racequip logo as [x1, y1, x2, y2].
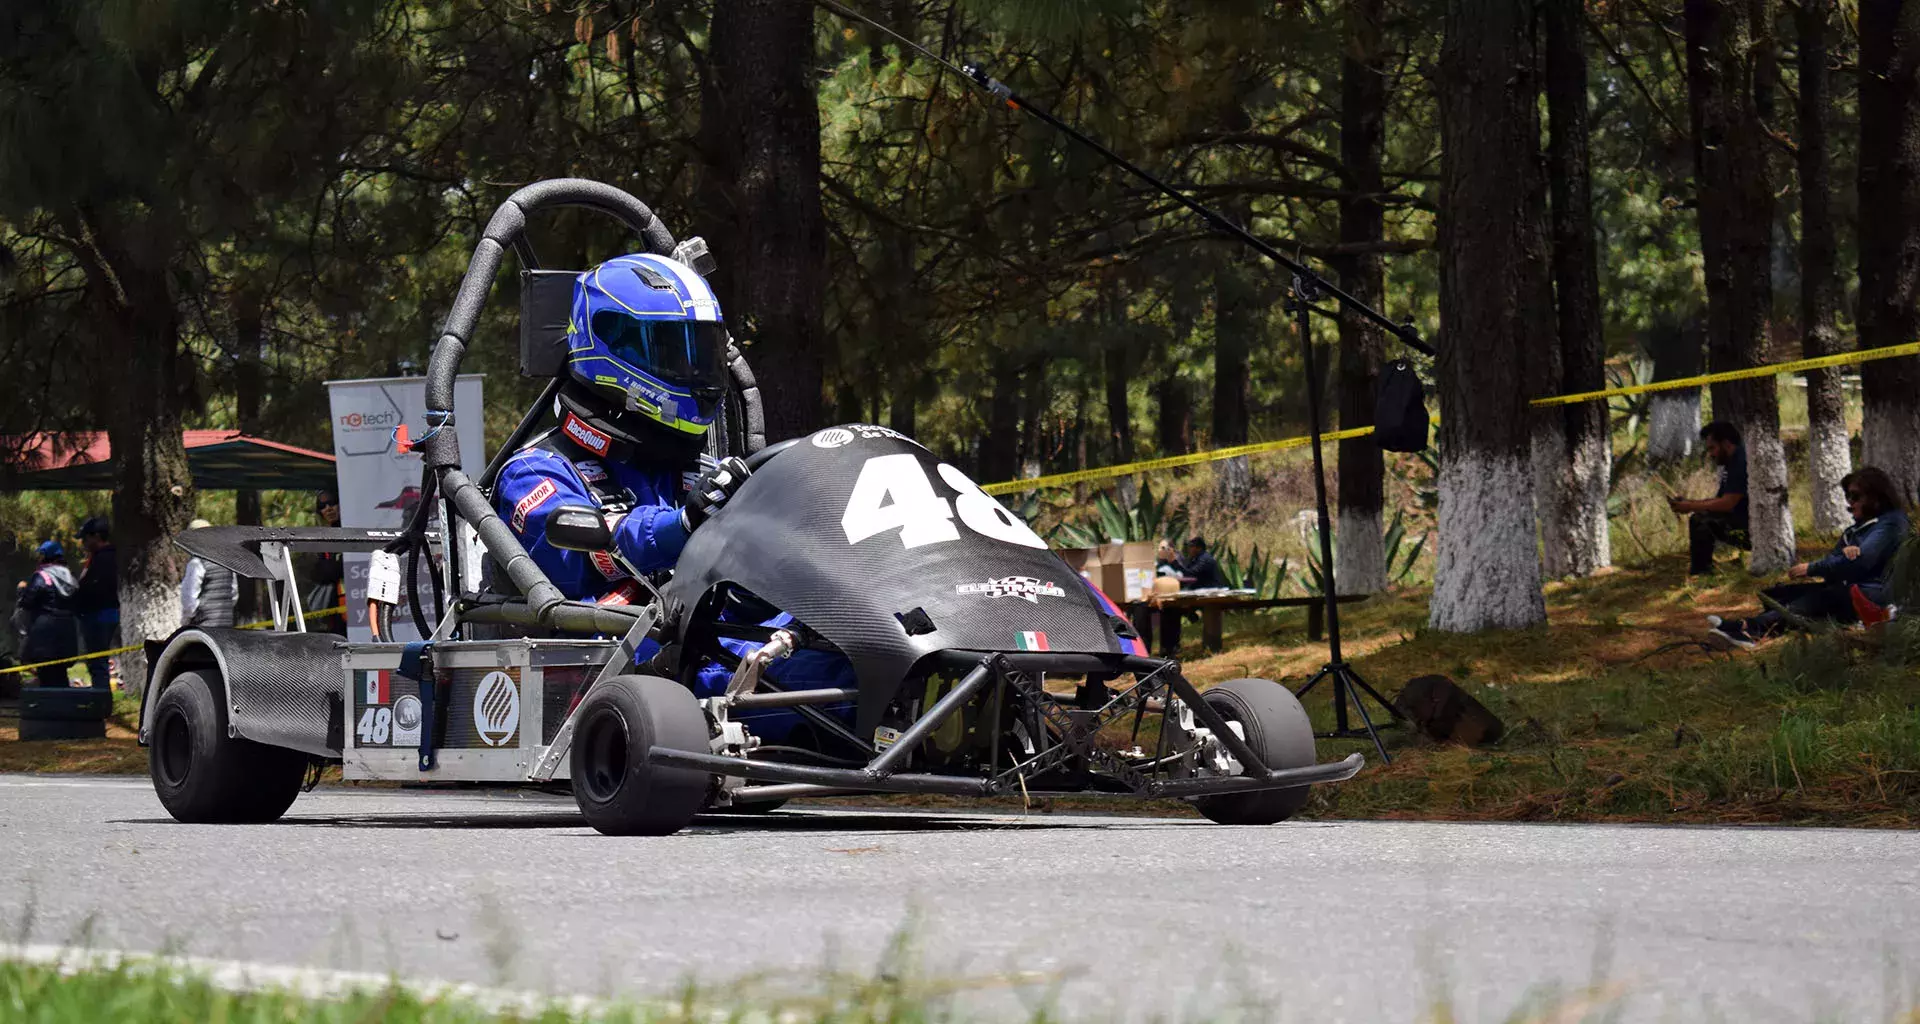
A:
[563, 413, 612, 455]
[954, 576, 1068, 603]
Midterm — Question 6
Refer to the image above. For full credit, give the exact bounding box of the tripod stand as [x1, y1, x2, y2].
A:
[1283, 274, 1403, 764]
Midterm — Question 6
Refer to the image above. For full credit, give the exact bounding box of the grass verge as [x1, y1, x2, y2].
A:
[1187, 548, 1920, 827]
[0, 949, 1648, 1024]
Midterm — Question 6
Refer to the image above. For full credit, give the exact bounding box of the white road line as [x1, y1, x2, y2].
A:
[0, 776, 149, 789]
[0, 943, 607, 1018]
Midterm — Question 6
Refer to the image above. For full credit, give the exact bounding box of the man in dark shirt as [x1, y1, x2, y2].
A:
[73, 517, 117, 688]
[1179, 537, 1228, 589]
[1669, 421, 1751, 575]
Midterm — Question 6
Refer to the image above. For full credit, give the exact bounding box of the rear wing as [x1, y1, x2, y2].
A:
[173, 525, 437, 580]
[174, 525, 444, 634]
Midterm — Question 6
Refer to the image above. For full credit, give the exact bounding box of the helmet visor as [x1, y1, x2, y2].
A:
[589, 311, 728, 394]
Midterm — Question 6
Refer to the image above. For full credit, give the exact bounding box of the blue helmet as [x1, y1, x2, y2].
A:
[568, 253, 727, 436]
[36, 540, 63, 562]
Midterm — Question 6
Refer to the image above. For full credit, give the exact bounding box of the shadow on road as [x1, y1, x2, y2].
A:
[110, 808, 1191, 834]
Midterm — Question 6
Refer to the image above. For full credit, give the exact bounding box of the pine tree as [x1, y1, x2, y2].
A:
[1432, 0, 1548, 631]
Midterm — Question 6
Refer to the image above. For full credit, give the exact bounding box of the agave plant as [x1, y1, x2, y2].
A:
[1052, 480, 1191, 546]
[1220, 543, 1290, 599]
[1294, 507, 1425, 596]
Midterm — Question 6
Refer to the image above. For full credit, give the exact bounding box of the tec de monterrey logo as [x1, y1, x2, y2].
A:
[472, 671, 520, 747]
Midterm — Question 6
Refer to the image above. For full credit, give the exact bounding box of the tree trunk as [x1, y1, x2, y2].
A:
[1432, 0, 1548, 631]
[1155, 370, 1192, 456]
[1797, 0, 1853, 533]
[1105, 347, 1134, 467]
[699, 0, 826, 443]
[1524, 85, 1569, 580]
[1020, 360, 1049, 478]
[977, 356, 1021, 485]
[1213, 250, 1255, 507]
[76, 217, 194, 686]
[1334, 0, 1389, 594]
[1645, 319, 1707, 462]
[1544, 0, 1613, 575]
[1858, 0, 1920, 504]
[234, 289, 265, 621]
[889, 371, 918, 438]
[1687, 0, 1794, 573]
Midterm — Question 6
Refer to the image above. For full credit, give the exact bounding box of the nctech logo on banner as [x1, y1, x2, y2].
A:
[336, 407, 402, 432]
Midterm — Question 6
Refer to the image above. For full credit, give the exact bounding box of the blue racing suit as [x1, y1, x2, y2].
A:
[493, 408, 855, 745]
[492, 412, 693, 602]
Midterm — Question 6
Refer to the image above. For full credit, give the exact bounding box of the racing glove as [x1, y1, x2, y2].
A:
[681, 456, 751, 531]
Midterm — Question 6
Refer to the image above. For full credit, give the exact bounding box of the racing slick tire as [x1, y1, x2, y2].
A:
[1192, 678, 1316, 826]
[570, 675, 714, 836]
[149, 671, 309, 824]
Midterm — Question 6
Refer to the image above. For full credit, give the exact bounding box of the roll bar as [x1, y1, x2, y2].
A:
[416, 179, 677, 628]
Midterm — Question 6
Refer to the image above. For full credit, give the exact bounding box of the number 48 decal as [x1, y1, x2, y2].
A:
[841, 454, 1048, 550]
[356, 706, 392, 746]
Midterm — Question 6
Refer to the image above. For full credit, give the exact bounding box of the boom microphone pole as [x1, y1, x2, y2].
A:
[816, 0, 1411, 758]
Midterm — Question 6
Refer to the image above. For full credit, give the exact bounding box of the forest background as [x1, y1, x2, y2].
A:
[3, 0, 1918, 675]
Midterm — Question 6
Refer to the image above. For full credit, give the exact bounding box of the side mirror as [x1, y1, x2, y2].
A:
[544, 505, 611, 552]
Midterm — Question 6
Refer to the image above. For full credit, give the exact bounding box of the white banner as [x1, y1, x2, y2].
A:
[326, 375, 486, 642]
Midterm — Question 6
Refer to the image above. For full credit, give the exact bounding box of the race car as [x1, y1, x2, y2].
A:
[138, 178, 1363, 835]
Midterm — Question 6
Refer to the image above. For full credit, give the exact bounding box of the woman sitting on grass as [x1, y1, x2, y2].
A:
[1707, 467, 1910, 650]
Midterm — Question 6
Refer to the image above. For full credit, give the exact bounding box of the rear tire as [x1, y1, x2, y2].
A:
[1192, 678, 1316, 826]
[148, 671, 308, 824]
[570, 675, 713, 836]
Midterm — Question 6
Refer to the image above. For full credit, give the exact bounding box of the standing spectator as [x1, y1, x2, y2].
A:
[179, 519, 238, 628]
[306, 490, 347, 635]
[1669, 421, 1751, 575]
[17, 541, 80, 687]
[74, 517, 118, 688]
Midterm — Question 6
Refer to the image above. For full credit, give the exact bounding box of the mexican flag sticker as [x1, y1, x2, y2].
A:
[1015, 631, 1050, 651]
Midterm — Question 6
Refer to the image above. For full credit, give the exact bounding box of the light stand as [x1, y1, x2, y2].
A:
[1283, 274, 1402, 764]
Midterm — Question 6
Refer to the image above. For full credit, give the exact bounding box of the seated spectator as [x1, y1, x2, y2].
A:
[1177, 537, 1227, 590]
[1707, 467, 1911, 650]
[1669, 421, 1750, 576]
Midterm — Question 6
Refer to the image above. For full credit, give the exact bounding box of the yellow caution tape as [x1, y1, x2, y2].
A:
[983, 341, 1920, 494]
[0, 605, 348, 678]
[980, 427, 1375, 495]
[1528, 340, 1920, 408]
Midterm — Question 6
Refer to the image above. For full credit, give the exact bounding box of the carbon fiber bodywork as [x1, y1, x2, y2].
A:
[140, 628, 347, 758]
[665, 426, 1128, 738]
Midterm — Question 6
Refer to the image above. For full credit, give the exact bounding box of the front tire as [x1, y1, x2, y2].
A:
[149, 671, 308, 824]
[570, 675, 713, 836]
[1192, 678, 1317, 826]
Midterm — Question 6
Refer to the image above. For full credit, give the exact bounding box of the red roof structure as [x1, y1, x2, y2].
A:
[1, 431, 336, 491]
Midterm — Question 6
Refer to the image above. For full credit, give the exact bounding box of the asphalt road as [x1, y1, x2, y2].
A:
[4, 775, 1920, 1022]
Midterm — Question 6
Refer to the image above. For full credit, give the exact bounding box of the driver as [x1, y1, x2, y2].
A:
[494, 253, 751, 602]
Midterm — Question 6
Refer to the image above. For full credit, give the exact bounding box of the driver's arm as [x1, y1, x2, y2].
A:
[495, 450, 604, 595]
[608, 501, 688, 574]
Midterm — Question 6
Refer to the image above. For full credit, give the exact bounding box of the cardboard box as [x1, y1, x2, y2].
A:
[1056, 546, 1103, 589]
[1097, 541, 1157, 603]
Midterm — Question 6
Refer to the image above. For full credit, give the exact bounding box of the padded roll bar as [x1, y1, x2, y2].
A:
[421, 178, 676, 471]
[418, 179, 676, 630]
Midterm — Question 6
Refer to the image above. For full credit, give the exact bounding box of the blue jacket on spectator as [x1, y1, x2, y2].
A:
[1809, 508, 1911, 586]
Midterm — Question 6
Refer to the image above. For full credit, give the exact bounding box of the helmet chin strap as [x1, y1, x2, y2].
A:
[554, 381, 706, 465]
